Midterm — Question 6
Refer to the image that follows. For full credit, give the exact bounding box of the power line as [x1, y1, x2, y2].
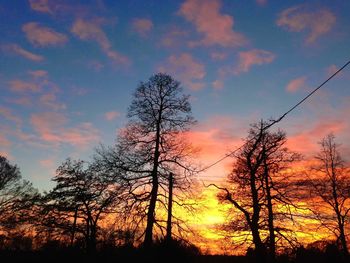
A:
[196, 59, 350, 174]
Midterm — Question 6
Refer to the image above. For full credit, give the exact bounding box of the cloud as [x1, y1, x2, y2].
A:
[210, 52, 227, 61]
[39, 158, 55, 169]
[0, 134, 11, 148]
[159, 53, 206, 90]
[29, 0, 52, 13]
[161, 28, 188, 48]
[9, 79, 41, 92]
[326, 64, 341, 76]
[0, 106, 22, 126]
[39, 93, 66, 110]
[276, 5, 336, 44]
[105, 111, 120, 121]
[3, 44, 44, 61]
[132, 18, 153, 36]
[28, 70, 48, 78]
[256, 0, 267, 6]
[212, 80, 224, 90]
[22, 22, 68, 47]
[235, 49, 275, 74]
[287, 120, 347, 155]
[71, 18, 129, 65]
[30, 112, 100, 148]
[286, 76, 307, 93]
[8, 97, 32, 106]
[179, 0, 247, 47]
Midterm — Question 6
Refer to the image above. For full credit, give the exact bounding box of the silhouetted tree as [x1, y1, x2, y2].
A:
[40, 158, 124, 253]
[0, 156, 38, 240]
[95, 73, 197, 247]
[308, 134, 350, 257]
[213, 122, 301, 262]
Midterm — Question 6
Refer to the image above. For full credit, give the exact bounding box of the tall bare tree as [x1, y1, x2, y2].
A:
[95, 73, 197, 247]
[214, 122, 300, 262]
[308, 134, 350, 257]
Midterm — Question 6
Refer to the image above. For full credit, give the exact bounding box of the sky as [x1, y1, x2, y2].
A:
[1, 0, 350, 193]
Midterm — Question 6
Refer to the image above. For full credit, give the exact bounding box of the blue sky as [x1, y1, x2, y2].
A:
[1, 0, 350, 191]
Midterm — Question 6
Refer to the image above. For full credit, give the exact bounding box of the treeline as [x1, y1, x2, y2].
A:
[0, 73, 349, 263]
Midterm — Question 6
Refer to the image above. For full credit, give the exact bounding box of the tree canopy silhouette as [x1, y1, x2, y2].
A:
[95, 73, 198, 247]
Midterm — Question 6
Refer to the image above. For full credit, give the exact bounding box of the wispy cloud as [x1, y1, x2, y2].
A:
[276, 5, 336, 44]
[39, 158, 55, 169]
[71, 18, 130, 65]
[286, 76, 307, 93]
[210, 52, 227, 61]
[29, 0, 52, 14]
[159, 53, 206, 90]
[22, 22, 68, 47]
[132, 18, 153, 37]
[179, 0, 247, 47]
[9, 79, 41, 93]
[160, 27, 188, 48]
[105, 111, 120, 121]
[256, 0, 267, 6]
[39, 93, 66, 111]
[30, 112, 100, 148]
[235, 49, 275, 74]
[28, 70, 48, 78]
[212, 80, 224, 90]
[0, 106, 22, 126]
[3, 44, 44, 61]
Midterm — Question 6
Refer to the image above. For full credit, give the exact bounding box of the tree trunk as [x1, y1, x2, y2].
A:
[166, 172, 173, 243]
[144, 110, 162, 247]
[70, 206, 78, 247]
[263, 153, 276, 261]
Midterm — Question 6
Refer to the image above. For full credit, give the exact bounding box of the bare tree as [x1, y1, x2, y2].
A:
[95, 73, 197, 247]
[0, 156, 38, 233]
[0, 156, 38, 249]
[213, 122, 300, 262]
[40, 158, 124, 253]
[308, 134, 350, 256]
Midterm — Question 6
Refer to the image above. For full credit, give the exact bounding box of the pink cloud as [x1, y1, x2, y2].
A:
[179, 0, 247, 47]
[276, 6, 336, 44]
[29, 0, 52, 13]
[88, 60, 104, 72]
[212, 80, 224, 90]
[22, 22, 68, 47]
[28, 70, 48, 78]
[235, 49, 275, 74]
[71, 18, 130, 65]
[286, 76, 307, 93]
[39, 93, 66, 110]
[210, 52, 227, 61]
[132, 18, 153, 36]
[287, 120, 347, 155]
[3, 44, 44, 61]
[0, 134, 11, 148]
[326, 64, 341, 76]
[39, 158, 55, 169]
[159, 53, 206, 90]
[0, 106, 22, 126]
[9, 79, 41, 93]
[30, 112, 100, 148]
[160, 27, 188, 48]
[105, 111, 120, 121]
[256, 0, 267, 6]
[8, 97, 32, 106]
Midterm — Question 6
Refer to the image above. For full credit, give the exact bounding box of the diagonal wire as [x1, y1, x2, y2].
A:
[197, 59, 350, 174]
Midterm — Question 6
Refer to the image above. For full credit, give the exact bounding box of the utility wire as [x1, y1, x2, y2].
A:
[197, 59, 350, 174]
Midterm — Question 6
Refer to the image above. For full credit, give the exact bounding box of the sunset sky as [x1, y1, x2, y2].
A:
[1, 0, 350, 193]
